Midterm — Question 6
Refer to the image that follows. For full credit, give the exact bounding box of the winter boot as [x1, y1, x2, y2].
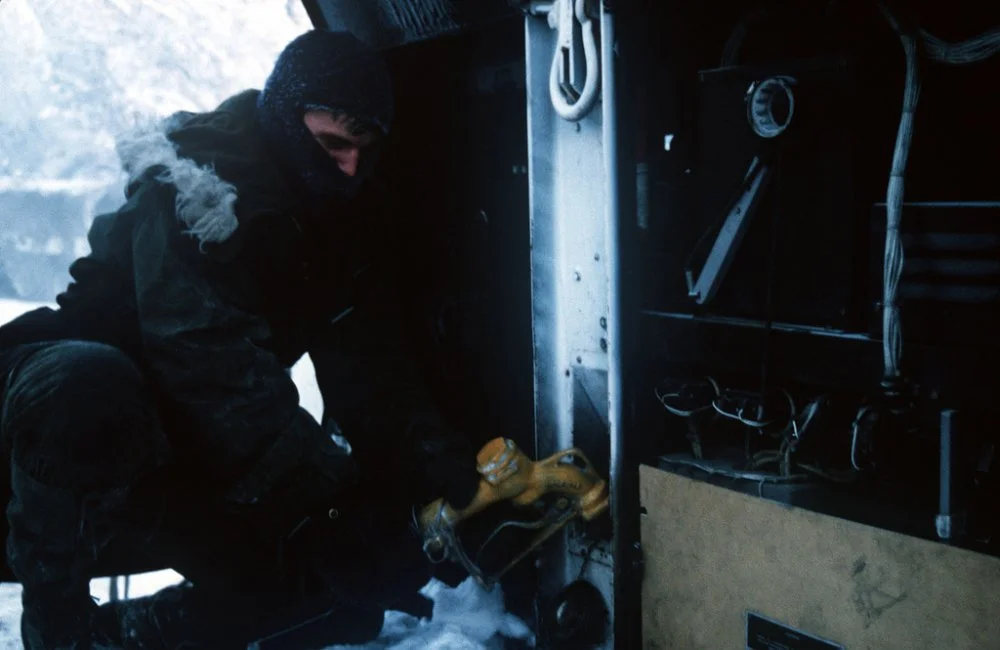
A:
[97, 581, 385, 650]
[8, 464, 128, 649]
[94, 582, 230, 650]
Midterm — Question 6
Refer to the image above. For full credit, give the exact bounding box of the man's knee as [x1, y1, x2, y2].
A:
[2, 341, 169, 488]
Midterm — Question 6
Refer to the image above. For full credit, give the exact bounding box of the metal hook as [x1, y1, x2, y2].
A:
[546, 0, 601, 121]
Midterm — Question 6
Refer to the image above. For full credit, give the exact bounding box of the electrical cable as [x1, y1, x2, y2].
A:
[661, 385, 859, 484]
[878, 5, 920, 384]
[876, 13, 999, 386]
[711, 399, 773, 428]
[751, 441, 858, 483]
[710, 387, 795, 430]
[780, 433, 792, 476]
[850, 404, 874, 471]
[658, 380, 809, 480]
[797, 463, 859, 483]
[659, 455, 808, 483]
[751, 450, 782, 468]
[654, 377, 720, 417]
[921, 26, 1000, 65]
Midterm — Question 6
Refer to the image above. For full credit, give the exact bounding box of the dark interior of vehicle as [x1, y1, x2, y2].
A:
[634, 0, 1000, 547]
[357, 0, 1000, 639]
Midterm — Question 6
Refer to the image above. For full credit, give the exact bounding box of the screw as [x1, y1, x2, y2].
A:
[594, 253, 601, 261]
[565, 369, 571, 377]
[600, 338, 607, 351]
[600, 317, 607, 329]
[576, 356, 583, 364]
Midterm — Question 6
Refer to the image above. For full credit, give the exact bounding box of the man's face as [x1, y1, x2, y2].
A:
[303, 110, 379, 179]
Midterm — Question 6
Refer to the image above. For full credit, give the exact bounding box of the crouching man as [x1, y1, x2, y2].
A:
[0, 30, 480, 649]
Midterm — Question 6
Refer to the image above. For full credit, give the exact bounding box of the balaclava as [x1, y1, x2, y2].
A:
[256, 30, 394, 198]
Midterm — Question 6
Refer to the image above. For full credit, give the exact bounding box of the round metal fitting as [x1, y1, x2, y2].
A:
[746, 75, 796, 139]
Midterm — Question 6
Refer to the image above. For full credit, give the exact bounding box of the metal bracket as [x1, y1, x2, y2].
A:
[685, 156, 774, 304]
[937, 409, 967, 541]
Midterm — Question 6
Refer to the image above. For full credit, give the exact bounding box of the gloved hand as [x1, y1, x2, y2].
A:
[288, 482, 435, 616]
[417, 437, 482, 510]
[219, 420, 361, 547]
[408, 436, 493, 589]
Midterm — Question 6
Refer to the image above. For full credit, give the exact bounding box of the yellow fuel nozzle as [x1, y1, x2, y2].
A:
[417, 437, 610, 589]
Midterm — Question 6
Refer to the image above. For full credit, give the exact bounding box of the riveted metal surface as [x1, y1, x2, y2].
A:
[526, 4, 619, 647]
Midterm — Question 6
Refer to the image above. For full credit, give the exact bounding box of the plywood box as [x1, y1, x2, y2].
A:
[639, 464, 1000, 649]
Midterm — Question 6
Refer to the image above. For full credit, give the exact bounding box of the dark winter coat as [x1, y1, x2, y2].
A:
[0, 90, 470, 536]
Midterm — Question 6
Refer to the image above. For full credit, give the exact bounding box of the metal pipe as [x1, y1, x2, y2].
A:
[602, 4, 623, 517]
[600, 5, 631, 650]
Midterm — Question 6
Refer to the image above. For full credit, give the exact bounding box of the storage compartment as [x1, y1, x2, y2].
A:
[639, 464, 1000, 649]
[630, 0, 1000, 564]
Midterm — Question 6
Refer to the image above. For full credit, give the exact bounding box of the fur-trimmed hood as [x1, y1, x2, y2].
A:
[115, 90, 302, 245]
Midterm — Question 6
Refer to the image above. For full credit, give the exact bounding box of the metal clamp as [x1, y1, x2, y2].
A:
[684, 75, 797, 304]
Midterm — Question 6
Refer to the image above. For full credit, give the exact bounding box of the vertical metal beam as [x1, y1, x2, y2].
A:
[602, 4, 643, 647]
[599, 6, 626, 649]
[525, 1, 630, 646]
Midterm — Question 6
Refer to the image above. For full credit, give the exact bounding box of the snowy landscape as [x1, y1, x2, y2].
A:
[0, 0, 314, 302]
[0, 0, 533, 646]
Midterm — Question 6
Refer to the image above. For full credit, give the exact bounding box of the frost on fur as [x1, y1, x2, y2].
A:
[115, 119, 239, 245]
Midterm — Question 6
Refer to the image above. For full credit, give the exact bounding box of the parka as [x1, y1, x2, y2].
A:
[0, 89, 475, 539]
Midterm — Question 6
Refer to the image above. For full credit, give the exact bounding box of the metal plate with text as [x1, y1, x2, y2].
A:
[746, 612, 844, 650]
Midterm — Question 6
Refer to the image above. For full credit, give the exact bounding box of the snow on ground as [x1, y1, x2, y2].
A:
[0, 300, 49, 327]
[0, 573, 533, 649]
[0, 299, 534, 648]
[330, 579, 533, 650]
